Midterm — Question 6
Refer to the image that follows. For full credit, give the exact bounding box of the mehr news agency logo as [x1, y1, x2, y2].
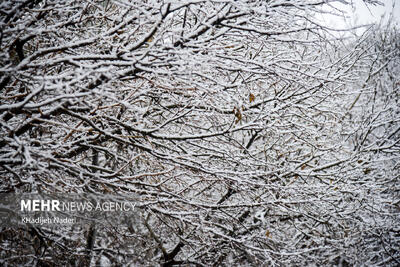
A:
[19, 198, 136, 225]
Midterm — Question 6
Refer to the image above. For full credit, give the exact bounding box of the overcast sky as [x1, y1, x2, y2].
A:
[316, 0, 399, 35]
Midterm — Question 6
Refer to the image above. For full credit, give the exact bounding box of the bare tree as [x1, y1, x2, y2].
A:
[1, 0, 399, 265]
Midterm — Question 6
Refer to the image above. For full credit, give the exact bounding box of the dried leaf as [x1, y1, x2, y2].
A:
[147, 36, 154, 43]
[234, 107, 242, 124]
[249, 93, 255, 103]
[265, 230, 271, 238]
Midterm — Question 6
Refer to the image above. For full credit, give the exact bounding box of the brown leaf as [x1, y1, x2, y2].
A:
[265, 230, 271, 238]
[234, 107, 242, 124]
[249, 93, 255, 103]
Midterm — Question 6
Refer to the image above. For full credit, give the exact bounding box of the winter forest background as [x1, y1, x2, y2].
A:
[0, 0, 399, 266]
